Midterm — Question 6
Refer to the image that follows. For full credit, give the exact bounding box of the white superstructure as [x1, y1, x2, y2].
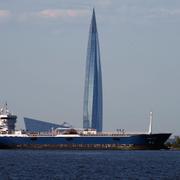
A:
[0, 103, 17, 134]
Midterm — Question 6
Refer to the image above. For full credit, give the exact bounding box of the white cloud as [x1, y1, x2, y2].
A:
[37, 9, 89, 18]
[96, 0, 112, 8]
[0, 10, 11, 18]
[114, 5, 180, 24]
[0, 10, 11, 23]
[147, 8, 180, 18]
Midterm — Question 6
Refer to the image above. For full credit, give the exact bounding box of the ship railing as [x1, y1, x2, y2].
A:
[25, 131, 148, 137]
[26, 131, 54, 136]
[80, 131, 147, 136]
[124, 131, 147, 135]
[80, 133, 129, 137]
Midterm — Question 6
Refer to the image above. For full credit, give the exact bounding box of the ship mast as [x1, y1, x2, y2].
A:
[148, 112, 153, 134]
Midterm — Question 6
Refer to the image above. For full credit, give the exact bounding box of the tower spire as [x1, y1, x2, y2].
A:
[90, 8, 97, 33]
[83, 9, 103, 132]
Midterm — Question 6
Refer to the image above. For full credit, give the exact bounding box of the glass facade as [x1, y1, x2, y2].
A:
[83, 9, 103, 132]
[24, 117, 72, 132]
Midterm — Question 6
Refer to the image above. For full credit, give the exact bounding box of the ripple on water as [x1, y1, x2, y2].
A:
[0, 150, 180, 180]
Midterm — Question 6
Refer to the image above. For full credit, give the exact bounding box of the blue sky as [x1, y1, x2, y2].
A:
[0, 0, 180, 134]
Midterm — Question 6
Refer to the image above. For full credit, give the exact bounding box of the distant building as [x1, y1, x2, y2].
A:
[83, 9, 103, 132]
[24, 117, 72, 132]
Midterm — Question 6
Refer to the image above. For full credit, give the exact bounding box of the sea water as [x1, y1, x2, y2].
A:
[0, 150, 180, 180]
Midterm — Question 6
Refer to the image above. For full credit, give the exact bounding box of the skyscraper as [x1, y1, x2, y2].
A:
[83, 9, 103, 132]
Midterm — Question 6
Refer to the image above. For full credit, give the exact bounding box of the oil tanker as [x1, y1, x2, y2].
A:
[0, 104, 171, 150]
[0, 131, 171, 150]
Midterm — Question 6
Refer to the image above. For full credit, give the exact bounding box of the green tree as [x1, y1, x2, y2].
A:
[175, 137, 180, 145]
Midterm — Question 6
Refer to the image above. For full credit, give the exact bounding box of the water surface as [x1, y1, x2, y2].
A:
[0, 150, 179, 179]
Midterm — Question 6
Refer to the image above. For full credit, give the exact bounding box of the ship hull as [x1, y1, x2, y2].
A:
[0, 133, 171, 150]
